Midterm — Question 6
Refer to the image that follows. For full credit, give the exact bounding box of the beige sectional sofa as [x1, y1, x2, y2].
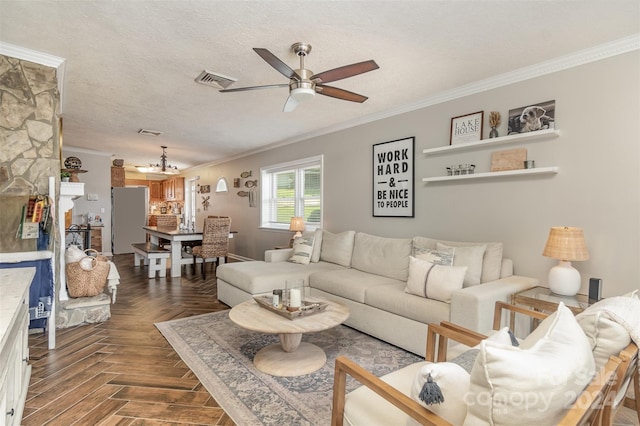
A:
[216, 230, 537, 356]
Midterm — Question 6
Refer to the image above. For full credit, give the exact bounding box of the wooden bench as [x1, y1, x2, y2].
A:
[131, 243, 170, 278]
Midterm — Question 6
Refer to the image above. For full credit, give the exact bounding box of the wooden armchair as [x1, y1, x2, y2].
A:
[332, 302, 635, 426]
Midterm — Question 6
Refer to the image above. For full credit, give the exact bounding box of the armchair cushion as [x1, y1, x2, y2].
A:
[465, 302, 595, 425]
[405, 256, 467, 302]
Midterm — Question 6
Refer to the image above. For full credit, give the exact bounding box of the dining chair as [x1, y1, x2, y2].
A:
[155, 215, 178, 249]
[192, 216, 231, 279]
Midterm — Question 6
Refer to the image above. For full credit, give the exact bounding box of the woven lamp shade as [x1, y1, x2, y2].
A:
[542, 227, 589, 261]
[289, 217, 305, 232]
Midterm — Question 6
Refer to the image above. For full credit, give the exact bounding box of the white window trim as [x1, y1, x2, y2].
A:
[260, 155, 323, 231]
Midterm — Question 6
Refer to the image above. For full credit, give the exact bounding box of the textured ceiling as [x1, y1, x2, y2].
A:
[1, 1, 638, 172]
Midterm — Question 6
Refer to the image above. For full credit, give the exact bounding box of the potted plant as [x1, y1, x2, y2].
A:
[61, 171, 71, 182]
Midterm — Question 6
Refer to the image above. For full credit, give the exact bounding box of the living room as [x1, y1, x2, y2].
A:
[1, 1, 639, 424]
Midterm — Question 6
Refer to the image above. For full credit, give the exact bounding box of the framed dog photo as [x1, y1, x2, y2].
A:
[450, 111, 484, 145]
[508, 100, 556, 135]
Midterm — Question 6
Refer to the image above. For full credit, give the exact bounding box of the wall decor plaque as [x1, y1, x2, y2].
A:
[373, 137, 414, 217]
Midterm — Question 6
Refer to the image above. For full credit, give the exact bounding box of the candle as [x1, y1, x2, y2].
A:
[289, 288, 301, 308]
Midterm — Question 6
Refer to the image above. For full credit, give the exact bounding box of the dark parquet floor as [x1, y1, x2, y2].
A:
[24, 254, 235, 425]
[23, 254, 639, 425]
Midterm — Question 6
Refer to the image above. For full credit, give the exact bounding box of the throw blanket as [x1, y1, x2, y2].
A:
[579, 295, 640, 348]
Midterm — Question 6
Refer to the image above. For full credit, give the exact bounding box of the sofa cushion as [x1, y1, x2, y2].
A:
[464, 302, 595, 425]
[309, 268, 400, 304]
[288, 236, 314, 265]
[413, 237, 503, 283]
[351, 232, 412, 281]
[365, 282, 451, 325]
[405, 256, 467, 302]
[320, 230, 356, 267]
[216, 261, 345, 295]
[437, 243, 485, 287]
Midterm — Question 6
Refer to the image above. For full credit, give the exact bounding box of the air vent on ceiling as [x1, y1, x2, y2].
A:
[195, 70, 237, 89]
[138, 129, 163, 136]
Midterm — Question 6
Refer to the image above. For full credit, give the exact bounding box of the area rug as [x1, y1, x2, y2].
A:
[155, 310, 422, 425]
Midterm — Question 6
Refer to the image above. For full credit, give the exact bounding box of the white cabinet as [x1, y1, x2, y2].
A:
[0, 267, 34, 426]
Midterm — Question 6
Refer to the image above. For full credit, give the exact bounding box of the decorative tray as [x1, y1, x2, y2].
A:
[253, 295, 328, 320]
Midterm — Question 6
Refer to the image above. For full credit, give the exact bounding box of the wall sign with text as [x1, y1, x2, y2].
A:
[450, 111, 484, 145]
[372, 137, 414, 217]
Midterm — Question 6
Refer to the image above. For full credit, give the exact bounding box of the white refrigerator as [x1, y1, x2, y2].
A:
[112, 187, 148, 254]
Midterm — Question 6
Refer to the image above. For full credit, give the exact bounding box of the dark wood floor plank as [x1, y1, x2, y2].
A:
[108, 373, 200, 391]
[116, 401, 223, 424]
[105, 361, 190, 378]
[112, 386, 212, 406]
[21, 373, 119, 425]
[44, 384, 123, 426]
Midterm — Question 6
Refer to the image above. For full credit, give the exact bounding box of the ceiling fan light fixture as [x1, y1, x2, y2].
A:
[290, 86, 315, 102]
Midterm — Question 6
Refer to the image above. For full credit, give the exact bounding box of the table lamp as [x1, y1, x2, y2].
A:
[289, 217, 305, 247]
[542, 226, 589, 296]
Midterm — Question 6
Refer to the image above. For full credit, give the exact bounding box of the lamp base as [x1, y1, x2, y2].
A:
[548, 261, 581, 296]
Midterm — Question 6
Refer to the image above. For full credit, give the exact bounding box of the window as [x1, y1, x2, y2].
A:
[261, 155, 322, 231]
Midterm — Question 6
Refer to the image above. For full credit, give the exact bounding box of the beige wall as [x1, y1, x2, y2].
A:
[183, 50, 640, 296]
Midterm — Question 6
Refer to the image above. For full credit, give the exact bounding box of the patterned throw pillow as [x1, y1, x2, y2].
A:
[288, 237, 314, 265]
[413, 247, 455, 266]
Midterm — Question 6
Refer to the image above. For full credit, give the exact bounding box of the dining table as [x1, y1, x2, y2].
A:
[143, 226, 235, 278]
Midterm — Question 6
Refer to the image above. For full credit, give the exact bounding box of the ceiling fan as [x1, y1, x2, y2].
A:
[220, 42, 379, 112]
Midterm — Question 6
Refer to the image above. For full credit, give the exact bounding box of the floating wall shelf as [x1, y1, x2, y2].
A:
[422, 129, 560, 156]
[422, 166, 559, 183]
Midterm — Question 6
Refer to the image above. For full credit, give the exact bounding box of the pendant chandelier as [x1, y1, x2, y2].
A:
[136, 146, 179, 175]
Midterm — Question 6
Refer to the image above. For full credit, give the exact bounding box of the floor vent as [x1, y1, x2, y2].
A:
[195, 70, 237, 89]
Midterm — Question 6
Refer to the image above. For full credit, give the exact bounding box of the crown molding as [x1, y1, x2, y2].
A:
[0, 42, 67, 114]
[64, 145, 114, 157]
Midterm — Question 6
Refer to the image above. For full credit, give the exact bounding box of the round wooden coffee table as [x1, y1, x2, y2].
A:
[229, 297, 349, 377]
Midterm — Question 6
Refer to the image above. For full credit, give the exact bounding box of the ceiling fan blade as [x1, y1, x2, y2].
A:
[311, 60, 379, 84]
[219, 83, 289, 93]
[253, 48, 301, 81]
[283, 95, 298, 112]
[315, 85, 368, 103]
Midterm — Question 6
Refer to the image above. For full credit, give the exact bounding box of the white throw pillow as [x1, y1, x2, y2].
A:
[405, 256, 467, 303]
[288, 236, 314, 265]
[437, 243, 485, 287]
[413, 247, 454, 266]
[408, 362, 470, 426]
[464, 302, 595, 426]
[320, 230, 356, 267]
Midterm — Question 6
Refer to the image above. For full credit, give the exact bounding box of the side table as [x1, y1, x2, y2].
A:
[510, 286, 593, 330]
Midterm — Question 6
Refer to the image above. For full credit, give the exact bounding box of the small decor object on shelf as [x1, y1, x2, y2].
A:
[450, 111, 483, 145]
[61, 171, 70, 182]
[64, 156, 82, 169]
[490, 148, 527, 172]
[488, 111, 501, 138]
[508, 100, 555, 134]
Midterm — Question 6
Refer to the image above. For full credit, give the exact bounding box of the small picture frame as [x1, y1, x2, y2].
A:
[508, 100, 555, 135]
[450, 111, 484, 145]
[199, 184, 210, 194]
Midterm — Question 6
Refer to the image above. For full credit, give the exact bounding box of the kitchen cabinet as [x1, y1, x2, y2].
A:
[90, 226, 102, 252]
[0, 267, 34, 426]
[162, 177, 184, 201]
[111, 167, 125, 187]
[149, 181, 163, 202]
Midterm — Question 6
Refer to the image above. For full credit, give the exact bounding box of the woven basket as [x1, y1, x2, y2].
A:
[66, 249, 109, 298]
